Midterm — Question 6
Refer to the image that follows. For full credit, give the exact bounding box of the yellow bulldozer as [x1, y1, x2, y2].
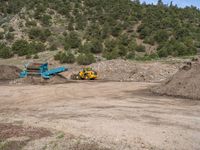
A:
[71, 67, 97, 80]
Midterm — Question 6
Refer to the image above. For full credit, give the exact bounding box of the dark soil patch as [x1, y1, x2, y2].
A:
[0, 123, 52, 141]
[0, 141, 27, 150]
[68, 142, 111, 150]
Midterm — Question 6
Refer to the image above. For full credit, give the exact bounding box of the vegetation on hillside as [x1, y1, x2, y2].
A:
[0, 0, 200, 64]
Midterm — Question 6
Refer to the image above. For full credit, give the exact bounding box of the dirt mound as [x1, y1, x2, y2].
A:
[11, 75, 68, 85]
[152, 61, 200, 100]
[90, 59, 178, 82]
[0, 65, 21, 80]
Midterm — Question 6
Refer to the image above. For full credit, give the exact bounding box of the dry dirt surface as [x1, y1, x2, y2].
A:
[0, 81, 200, 150]
[152, 61, 200, 100]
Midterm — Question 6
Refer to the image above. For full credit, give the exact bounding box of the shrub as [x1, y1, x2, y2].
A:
[8, 26, 15, 32]
[26, 20, 37, 27]
[12, 40, 45, 56]
[12, 40, 30, 56]
[26, 54, 32, 59]
[103, 48, 119, 60]
[144, 37, 155, 45]
[54, 51, 62, 61]
[54, 52, 75, 64]
[28, 28, 41, 39]
[28, 28, 51, 42]
[135, 53, 159, 61]
[62, 52, 75, 64]
[29, 42, 45, 54]
[126, 51, 135, 59]
[154, 30, 169, 43]
[78, 42, 92, 53]
[0, 33, 4, 39]
[139, 26, 151, 39]
[118, 44, 127, 57]
[0, 43, 13, 59]
[119, 34, 129, 46]
[157, 40, 197, 57]
[76, 53, 95, 65]
[5, 32, 14, 41]
[65, 32, 81, 49]
[135, 45, 146, 52]
[33, 54, 39, 59]
[111, 24, 122, 37]
[90, 40, 103, 54]
[49, 44, 57, 51]
[40, 15, 52, 26]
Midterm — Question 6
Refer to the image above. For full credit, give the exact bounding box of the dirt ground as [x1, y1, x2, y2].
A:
[0, 81, 200, 150]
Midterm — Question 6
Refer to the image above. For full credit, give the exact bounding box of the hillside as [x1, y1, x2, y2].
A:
[0, 0, 200, 64]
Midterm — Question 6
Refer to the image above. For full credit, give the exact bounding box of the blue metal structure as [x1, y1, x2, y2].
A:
[19, 63, 68, 79]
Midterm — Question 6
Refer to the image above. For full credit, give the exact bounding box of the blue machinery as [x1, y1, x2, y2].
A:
[19, 63, 68, 79]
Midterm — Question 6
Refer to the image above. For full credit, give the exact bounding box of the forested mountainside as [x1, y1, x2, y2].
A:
[0, 0, 200, 64]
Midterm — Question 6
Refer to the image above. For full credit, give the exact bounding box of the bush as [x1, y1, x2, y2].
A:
[33, 54, 39, 59]
[103, 47, 119, 60]
[78, 42, 92, 53]
[12, 40, 45, 56]
[111, 24, 122, 37]
[54, 51, 62, 61]
[90, 40, 103, 54]
[154, 30, 169, 43]
[28, 28, 41, 39]
[40, 15, 52, 26]
[9, 26, 15, 32]
[54, 52, 75, 64]
[29, 42, 45, 54]
[49, 44, 57, 51]
[5, 33, 14, 41]
[28, 28, 51, 42]
[157, 40, 197, 57]
[118, 44, 127, 57]
[26, 20, 37, 27]
[135, 53, 159, 61]
[0, 43, 13, 59]
[144, 37, 155, 45]
[0, 33, 4, 39]
[12, 40, 30, 56]
[135, 45, 146, 52]
[119, 34, 129, 46]
[65, 32, 81, 49]
[26, 54, 32, 59]
[61, 52, 75, 64]
[76, 53, 96, 65]
[126, 51, 135, 59]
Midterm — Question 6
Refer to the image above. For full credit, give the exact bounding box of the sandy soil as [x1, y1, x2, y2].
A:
[0, 82, 200, 150]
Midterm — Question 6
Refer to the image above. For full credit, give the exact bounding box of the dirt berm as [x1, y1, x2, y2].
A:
[152, 61, 200, 100]
[0, 65, 21, 80]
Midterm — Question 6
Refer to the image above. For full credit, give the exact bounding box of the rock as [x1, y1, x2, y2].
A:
[0, 27, 4, 33]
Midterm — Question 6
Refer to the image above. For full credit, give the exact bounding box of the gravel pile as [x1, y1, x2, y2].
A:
[90, 59, 178, 82]
[152, 61, 200, 100]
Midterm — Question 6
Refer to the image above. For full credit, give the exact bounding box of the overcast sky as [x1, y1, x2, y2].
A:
[140, 0, 200, 8]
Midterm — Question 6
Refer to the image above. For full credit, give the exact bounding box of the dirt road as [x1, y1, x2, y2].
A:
[0, 82, 200, 150]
